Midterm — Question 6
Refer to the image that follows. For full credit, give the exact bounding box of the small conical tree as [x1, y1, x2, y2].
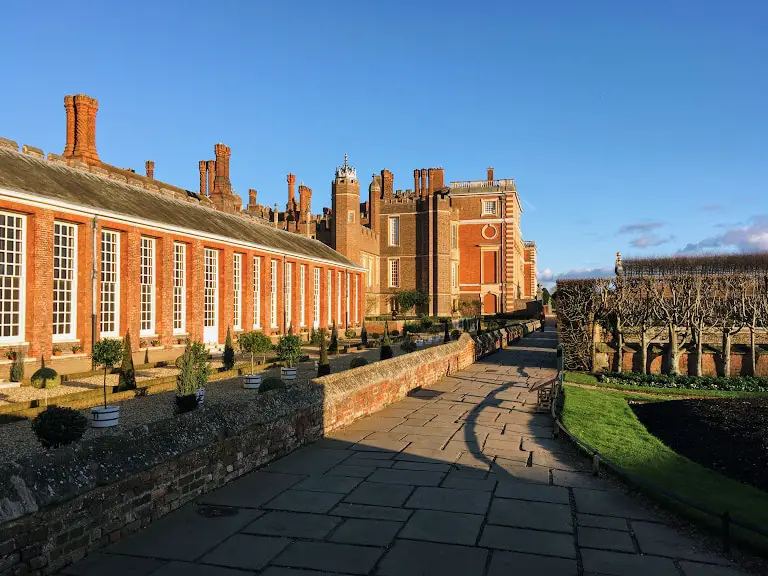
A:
[360, 321, 368, 347]
[31, 358, 58, 390]
[223, 327, 235, 370]
[443, 322, 450, 344]
[381, 320, 393, 360]
[93, 338, 123, 408]
[329, 321, 339, 355]
[317, 328, 331, 377]
[118, 331, 136, 391]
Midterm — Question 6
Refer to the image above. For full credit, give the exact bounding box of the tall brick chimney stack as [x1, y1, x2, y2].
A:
[287, 173, 297, 211]
[64, 94, 100, 163]
[298, 183, 311, 217]
[487, 167, 494, 182]
[382, 169, 394, 200]
[248, 189, 257, 206]
[428, 168, 437, 195]
[369, 173, 381, 233]
[413, 169, 420, 197]
[433, 167, 445, 190]
[212, 143, 232, 196]
[145, 160, 155, 180]
[206, 160, 215, 198]
[421, 168, 428, 197]
[199, 161, 208, 196]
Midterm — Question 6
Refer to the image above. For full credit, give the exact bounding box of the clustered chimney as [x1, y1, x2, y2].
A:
[248, 189, 258, 206]
[298, 182, 312, 217]
[63, 94, 100, 163]
[212, 143, 232, 196]
[413, 167, 445, 197]
[487, 167, 494, 182]
[199, 160, 207, 196]
[287, 173, 297, 212]
[145, 160, 155, 180]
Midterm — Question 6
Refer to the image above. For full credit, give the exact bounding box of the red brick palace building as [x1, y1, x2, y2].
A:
[0, 96, 365, 370]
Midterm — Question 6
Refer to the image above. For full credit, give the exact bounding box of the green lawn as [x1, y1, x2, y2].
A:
[561, 384, 768, 549]
[564, 371, 768, 399]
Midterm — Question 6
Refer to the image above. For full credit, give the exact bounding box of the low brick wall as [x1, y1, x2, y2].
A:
[0, 334, 477, 575]
[597, 349, 768, 377]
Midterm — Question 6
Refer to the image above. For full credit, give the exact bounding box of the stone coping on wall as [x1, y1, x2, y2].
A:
[0, 333, 480, 574]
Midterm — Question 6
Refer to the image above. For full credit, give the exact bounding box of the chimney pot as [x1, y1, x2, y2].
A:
[487, 167, 494, 182]
[145, 160, 155, 179]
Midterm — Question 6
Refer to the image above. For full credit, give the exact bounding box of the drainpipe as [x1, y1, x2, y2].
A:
[91, 215, 98, 355]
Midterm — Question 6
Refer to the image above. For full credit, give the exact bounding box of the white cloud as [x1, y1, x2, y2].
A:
[629, 234, 673, 249]
[680, 215, 768, 254]
[618, 222, 664, 234]
[538, 268, 553, 281]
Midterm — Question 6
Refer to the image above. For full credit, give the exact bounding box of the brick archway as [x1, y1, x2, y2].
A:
[482, 292, 498, 314]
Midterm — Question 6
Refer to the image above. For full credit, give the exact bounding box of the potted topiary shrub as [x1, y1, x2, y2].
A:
[239, 330, 272, 389]
[345, 327, 356, 340]
[381, 321, 393, 360]
[360, 322, 368, 347]
[175, 345, 198, 414]
[329, 321, 339, 355]
[276, 333, 302, 381]
[91, 338, 124, 428]
[350, 356, 368, 369]
[222, 326, 236, 371]
[9, 348, 24, 383]
[189, 341, 211, 405]
[400, 334, 417, 354]
[32, 406, 88, 448]
[117, 331, 136, 392]
[317, 328, 331, 377]
[444, 322, 451, 344]
[451, 329, 462, 341]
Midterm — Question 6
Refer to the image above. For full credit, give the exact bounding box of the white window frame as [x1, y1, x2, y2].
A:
[388, 216, 400, 247]
[233, 253, 242, 330]
[100, 230, 120, 337]
[299, 264, 306, 327]
[354, 275, 359, 324]
[270, 260, 278, 328]
[336, 271, 342, 325]
[327, 269, 332, 325]
[253, 256, 261, 329]
[172, 242, 186, 335]
[52, 221, 78, 341]
[451, 224, 458, 249]
[0, 212, 26, 344]
[139, 237, 156, 336]
[389, 258, 400, 288]
[482, 199, 498, 216]
[204, 248, 219, 333]
[452, 261, 459, 289]
[313, 267, 320, 329]
[285, 262, 292, 329]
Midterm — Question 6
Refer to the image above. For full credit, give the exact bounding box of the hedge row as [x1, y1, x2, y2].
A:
[598, 372, 768, 392]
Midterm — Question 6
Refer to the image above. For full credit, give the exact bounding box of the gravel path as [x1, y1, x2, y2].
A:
[0, 339, 443, 465]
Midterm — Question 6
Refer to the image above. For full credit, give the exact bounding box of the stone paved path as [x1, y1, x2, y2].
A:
[61, 324, 749, 576]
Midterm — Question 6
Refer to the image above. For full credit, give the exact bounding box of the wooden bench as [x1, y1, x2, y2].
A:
[529, 371, 561, 412]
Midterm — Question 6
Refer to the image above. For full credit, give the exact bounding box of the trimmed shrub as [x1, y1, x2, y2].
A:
[239, 330, 273, 373]
[420, 315, 433, 330]
[117, 331, 136, 391]
[345, 327, 356, 339]
[451, 329, 462, 341]
[317, 329, 331, 377]
[390, 330, 400, 337]
[31, 359, 58, 389]
[259, 377, 287, 393]
[361, 323, 368, 346]
[32, 406, 88, 448]
[329, 322, 339, 354]
[223, 327, 236, 370]
[93, 338, 124, 407]
[10, 348, 24, 382]
[598, 372, 768, 392]
[400, 335, 417, 354]
[350, 357, 369, 369]
[380, 344, 393, 360]
[276, 334, 303, 368]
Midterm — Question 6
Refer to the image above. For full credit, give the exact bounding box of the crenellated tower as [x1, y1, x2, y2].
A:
[331, 154, 361, 265]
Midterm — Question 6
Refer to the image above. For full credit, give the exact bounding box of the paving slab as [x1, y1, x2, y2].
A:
[342, 457, 394, 468]
[346, 416, 406, 432]
[107, 504, 261, 561]
[405, 486, 492, 514]
[60, 552, 165, 575]
[580, 549, 681, 576]
[272, 541, 383, 575]
[678, 561, 750, 575]
[573, 488, 656, 520]
[399, 509, 484, 545]
[487, 550, 578, 576]
[263, 489, 344, 513]
[552, 469, 612, 489]
[351, 438, 410, 452]
[393, 460, 452, 472]
[367, 467, 445, 486]
[441, 474, 497, 492]
[489, 460, 550, 484]
[494, 480, 569, 504]
[330, 502, 413, 521]
[198, 471, 304, 508]
[377, 539, 488, 576]
[479, 524, 577, 558]
[488, 497, 573, 533]
[395, 446, 462, 463]
[199, 534, 291, 570]
[243, 511, 341, 539]
[265, 447, 352, 475]
[329, 518, 403, 546]
[578, 526, 636, 552]
[323, 464, 375, 478]
[345, 481, 414, 507]
[292, 474, 362, 494]
[150, 562, 255, 576]
[577, 513, 629, 531]
[261, 568, 351, 576]
[631, 521, 730, 564]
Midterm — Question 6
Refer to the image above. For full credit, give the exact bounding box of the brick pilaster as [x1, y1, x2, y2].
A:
[27, 212, 54, 359]
[219, 246, 234, 343]
[156, 236, 174, 346]
[187, 240, 204, 342]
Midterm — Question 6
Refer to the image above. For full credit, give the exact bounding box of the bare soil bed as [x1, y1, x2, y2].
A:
[632, 397, 768, 492]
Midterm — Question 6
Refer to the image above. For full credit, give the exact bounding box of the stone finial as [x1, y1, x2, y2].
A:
[615, 252, 624, 276]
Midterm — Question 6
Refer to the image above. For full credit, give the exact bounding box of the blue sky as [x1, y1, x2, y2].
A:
[3, 0, 767, 287]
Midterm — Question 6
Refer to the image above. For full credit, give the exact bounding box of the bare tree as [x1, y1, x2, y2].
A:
[689, 276, 718, 376]
[606, 276, 632, 372]
[713, 274, 747, 377]
[556, 279, 601, 371]
[623, 277, 662, 374]
[743, 274, 768, 376]
[650, 275, 698, 375]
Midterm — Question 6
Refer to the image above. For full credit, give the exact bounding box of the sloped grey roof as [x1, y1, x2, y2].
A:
[0, 147, 358, 268]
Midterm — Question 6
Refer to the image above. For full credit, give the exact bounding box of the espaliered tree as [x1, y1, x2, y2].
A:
[623, 277, 662, 375]
[713, 274, 747, 377]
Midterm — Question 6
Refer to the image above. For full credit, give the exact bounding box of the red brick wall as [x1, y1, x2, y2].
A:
[602, 349, 768, 377]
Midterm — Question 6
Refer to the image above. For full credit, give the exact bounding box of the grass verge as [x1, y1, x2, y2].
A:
[561, 384, 768, 550]
[564, 371, 768, 399]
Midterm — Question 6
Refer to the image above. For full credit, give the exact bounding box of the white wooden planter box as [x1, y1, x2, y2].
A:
[281, 367, 297, 381]
[91, 405, 120, 428]
[243, 374, 262, 389]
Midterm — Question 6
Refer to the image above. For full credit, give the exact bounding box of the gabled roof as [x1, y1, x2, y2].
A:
[0, 147, 359, 269]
